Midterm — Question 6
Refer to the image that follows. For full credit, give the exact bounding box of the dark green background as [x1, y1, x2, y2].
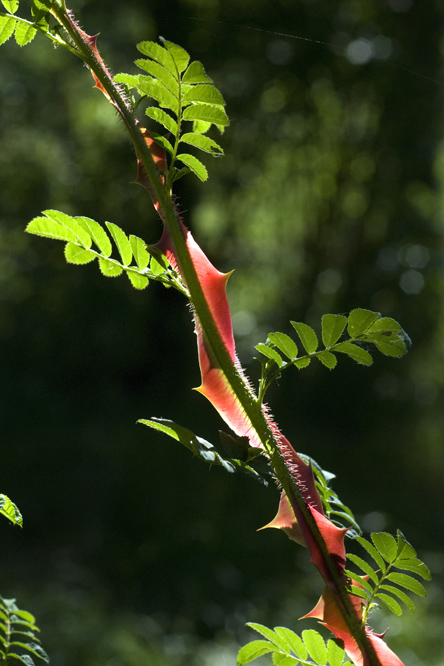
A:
[1, 0, 444, 664]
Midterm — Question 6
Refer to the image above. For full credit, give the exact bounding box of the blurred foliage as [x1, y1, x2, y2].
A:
[1, 0, 444, 664]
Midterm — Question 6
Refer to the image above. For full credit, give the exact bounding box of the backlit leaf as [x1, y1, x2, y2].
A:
[291, 321, 318, 354]
[135, 58, 179, 96]
[335, 342, 372, 365]
[376, 592, 403, 616]
[371, 532, 397, 563]
[14, 20, 36, 46]
[176, 153, 208, 181]
[321, 314, 347, 347]
[347, 553, 379, 584]
[183, 60, 213, 83]
[145, 107, 178, 135]
[317, 351, 337, 369]
[356, 536, 386, 572]
[0, 493, 23, 527]
[1, 0, 19, 13]
[113, 72, 141, 89]
[76, 216, 112, 257]
[256, 343, 283, 367]
[327, 639, 346, 666]
[294, 357, 311, 368]
[386, 572, 426, 596]
[237, 641, 275, 665]
[379, 584, 415, 611]
[137, 40, 176, 75]
[246, 624, 290, 653]
[182, 84, 225, 106]
[150, 132, 174, 156]
[273, 628, 307, 660]
[130, 235, 150, 270]
[180, 132, 223, 155]
[138, 78, 179, 115]
[0, 16, 16, 45]
[127, 271, 149, 290]
[193, 120, 212, 134]
[26, 216, 77, 243]
[302, 630, 327, 665]
[268, 332, 298, 359]
[64, 243, 96, 265]
[395, 558, 431, 580]
[347, 309, 380, 337]
[272, 654, 298, 666]
[99, 257, 123, 277]
[373, 336, 407, 358]
[182, 103, 229, 126]
[161, 37, 190, 73]
[43, 209, 92, 247]
[106, 222, 132, 266]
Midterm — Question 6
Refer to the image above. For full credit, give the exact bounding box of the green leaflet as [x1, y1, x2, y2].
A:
[145, 107, 178, 135]
[0, 493, 23, 527]
[26, 211, 187, 294]
[0, 16, 17, 45]
[14, 20, 36, 46]
[139, 418, 270, 485]
[238, 624, 348, 666]
[180, 132, 223, 156]
[0, 596, 49, 665]
[176, 153, 208, 181]
[291, 321, 318, 354]
[1, 0, 19, 13]
[182, 60, 213, 83]
[347, 529, 430, 624]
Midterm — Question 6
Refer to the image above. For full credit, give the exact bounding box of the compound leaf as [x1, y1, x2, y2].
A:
[273, 628, 307, 660]
[327, 639, 346, 666]
[138, 78, 179, 115]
